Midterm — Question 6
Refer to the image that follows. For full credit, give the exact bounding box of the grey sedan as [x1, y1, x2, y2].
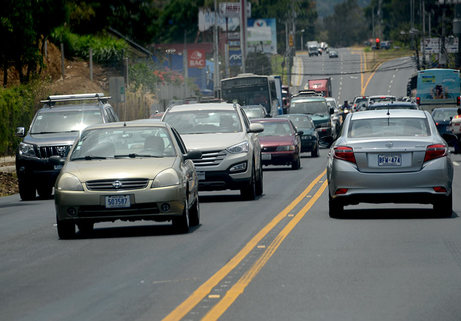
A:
[327, 109, 453, 218]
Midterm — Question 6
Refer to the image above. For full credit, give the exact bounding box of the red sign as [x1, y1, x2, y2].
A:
[188, 50, 206, 69]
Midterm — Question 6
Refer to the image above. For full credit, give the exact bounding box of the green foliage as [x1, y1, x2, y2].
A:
[0, 82, 45, 155]
[51, 27, 127, 65]
[246, 53, 272, 75]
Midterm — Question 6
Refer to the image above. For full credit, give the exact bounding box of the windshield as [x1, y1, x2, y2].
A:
[290, 100, 328, 114]
[348, 118, 431, 138]
[432, 109, 458, 121]
[31, 109, 103, 134]
[284, 116, 314, 130]
[242, 106, 266, 119]
[70, 126, 176, 160]
[163, 110, 242, 134]
[222, 86, 270, 111]
[256, 121, 293, 137]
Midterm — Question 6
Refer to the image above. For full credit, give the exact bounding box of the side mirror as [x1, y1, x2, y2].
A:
[249, 123, 264, 133]
[184, 150, 202, 160]
[329, 107, 334, 115]
[16, 127, 25, 137]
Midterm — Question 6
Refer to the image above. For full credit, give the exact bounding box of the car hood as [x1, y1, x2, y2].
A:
[180, 132, 248, 151]
[24, 132, 79, 146]
[63, 158, 177, 181]
[259, 135, 295, 147]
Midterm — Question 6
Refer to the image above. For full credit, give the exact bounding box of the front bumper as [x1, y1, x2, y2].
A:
[55, 185, 186, 223]
[261, 151, 297, 166]
[16, 155, 65, 186]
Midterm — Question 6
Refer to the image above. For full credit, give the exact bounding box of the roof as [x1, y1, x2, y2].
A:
[84, 120, 167, 131]
[250, 118, 291, 123]
[38, 104, 103, 112]
[291, 96, 327, 102]
[351, 109, 428, 120]
[167, 102, 237, 112]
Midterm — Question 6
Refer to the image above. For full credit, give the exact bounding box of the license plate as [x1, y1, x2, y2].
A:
[197, 171, 205, 181]
[378, 154, 401, 166]
[262, 154, 271, 160]
[105, 195, 130, 208]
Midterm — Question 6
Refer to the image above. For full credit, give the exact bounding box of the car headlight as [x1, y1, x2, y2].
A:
[152, 168, 180, 188]
[226, 141, 249, 154]
[276, 145, 295, 151]
[18, 142, 36, 157]
[57, 173, 83, 191]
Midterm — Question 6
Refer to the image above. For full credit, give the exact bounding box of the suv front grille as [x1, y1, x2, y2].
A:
[38, 145, 71, 158]
[86, 178, 149, 191]
[192, 150, 226, 167]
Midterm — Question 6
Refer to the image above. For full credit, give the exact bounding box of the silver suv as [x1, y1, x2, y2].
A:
[162, 103, 264, 200]
[15, 93, 118, 200]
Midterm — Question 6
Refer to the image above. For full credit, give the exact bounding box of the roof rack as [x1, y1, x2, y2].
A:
[40, 93, 110, 106]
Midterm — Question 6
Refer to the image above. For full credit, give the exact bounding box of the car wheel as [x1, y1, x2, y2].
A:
[291, 155, 301, 170]
[311, 144, 319, 157]
[189, 197, 200, 227]
[37, 184, 53, 199]
[57, 217, 76, 239]
[18, 175, 36, 201]
[329, 194, 343, 218]
[255, 161, 263, 196]
[433, 193, 452, 218]
[173, 200, 190, 233]
[78, 222, 94, 235]
[240, 166, 256, 200]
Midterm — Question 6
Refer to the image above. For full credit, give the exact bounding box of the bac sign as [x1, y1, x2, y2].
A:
[188, 50, 206, 69]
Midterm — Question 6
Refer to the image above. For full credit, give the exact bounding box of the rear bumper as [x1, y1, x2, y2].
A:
[261, 151, 298, 166]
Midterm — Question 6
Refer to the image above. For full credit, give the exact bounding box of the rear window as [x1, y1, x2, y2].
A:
[432, 109, 457, 121]
[348, 118, 431, 138]
[290, 101, 328, 114]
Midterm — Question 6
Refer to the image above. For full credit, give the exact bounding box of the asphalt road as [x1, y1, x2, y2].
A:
[2, 49, 461, 321]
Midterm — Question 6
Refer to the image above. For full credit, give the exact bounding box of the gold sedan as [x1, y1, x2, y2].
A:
[54, 120, 201, 239]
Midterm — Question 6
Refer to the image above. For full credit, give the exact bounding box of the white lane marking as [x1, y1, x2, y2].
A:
[453, 161, 460, 166]
[393, 74, 396, 78]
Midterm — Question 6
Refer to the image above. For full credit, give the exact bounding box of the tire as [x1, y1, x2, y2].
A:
[37, 184, 53, 199]
[173, 200, 190, 233]
[57, 217, 76, 239]
[291, 154, 301, 170]
[77, 222, 94, 235]
[433, 193, 452, 218]
[189, 197, 200, 227]
[255, 162, 263, 196]
[18, 175, 36, 201]
[311, 144, 319, 157]
[240, 166, 256, 200]
[329, 194, 343, 218]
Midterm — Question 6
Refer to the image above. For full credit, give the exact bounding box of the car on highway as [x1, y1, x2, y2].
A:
[289, 96, 334, 145]
[431, 107, 458, 145]
[368, 95, 397, 105]
[365, 101, 419, 110]
[15, 93, 119, 201]
[327, 109, 453, 218]
[352, 96, 369, 111]
[241, 104, 268, 119]
[162, 103, 264, 199]
[276, 114, 319, 157]
[54, 120, 202, 239]
[251, 118, 302, 169]
[328, 50, 338, 58]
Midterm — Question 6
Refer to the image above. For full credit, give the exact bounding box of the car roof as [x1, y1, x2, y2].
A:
[38, 104, 103, 112]
[351, 109, 428, 120]
[84, 120, 168, 131]
[368, 95, 396, 98]
[277, 113, 311, 118]
[368, 102, 417, 107]
[291, 96, 326, 102]
[167, 102, 237, 112]
[251, 118, 292, 123]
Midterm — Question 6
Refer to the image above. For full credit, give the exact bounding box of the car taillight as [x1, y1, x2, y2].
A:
[424, 144, 447, 162]
[416, 97, 420, 105]
[458, 96, 460, 106]
[334, 146, 356, 163]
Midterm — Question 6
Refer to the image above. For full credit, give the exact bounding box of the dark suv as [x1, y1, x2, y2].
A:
[15, 93, 118, 200]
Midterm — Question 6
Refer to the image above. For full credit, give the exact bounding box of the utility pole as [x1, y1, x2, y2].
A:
[240, 0, 247, 73]
[214, 0, 220, 96]
[454, 4, 461, 68]
[422, 0, 426, 69]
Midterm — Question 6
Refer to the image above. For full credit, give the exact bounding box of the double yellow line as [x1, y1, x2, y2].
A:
[163, 169, 327, 321]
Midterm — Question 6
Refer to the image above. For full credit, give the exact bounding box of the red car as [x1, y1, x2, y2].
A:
[251, 118, 302, 170]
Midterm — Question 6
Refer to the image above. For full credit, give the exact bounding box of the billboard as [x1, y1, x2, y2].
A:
[247, 19, 277, 54]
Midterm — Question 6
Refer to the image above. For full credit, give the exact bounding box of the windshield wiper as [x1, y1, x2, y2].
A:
[114, 154, 162, 158]
[72, 155, 107, 160]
